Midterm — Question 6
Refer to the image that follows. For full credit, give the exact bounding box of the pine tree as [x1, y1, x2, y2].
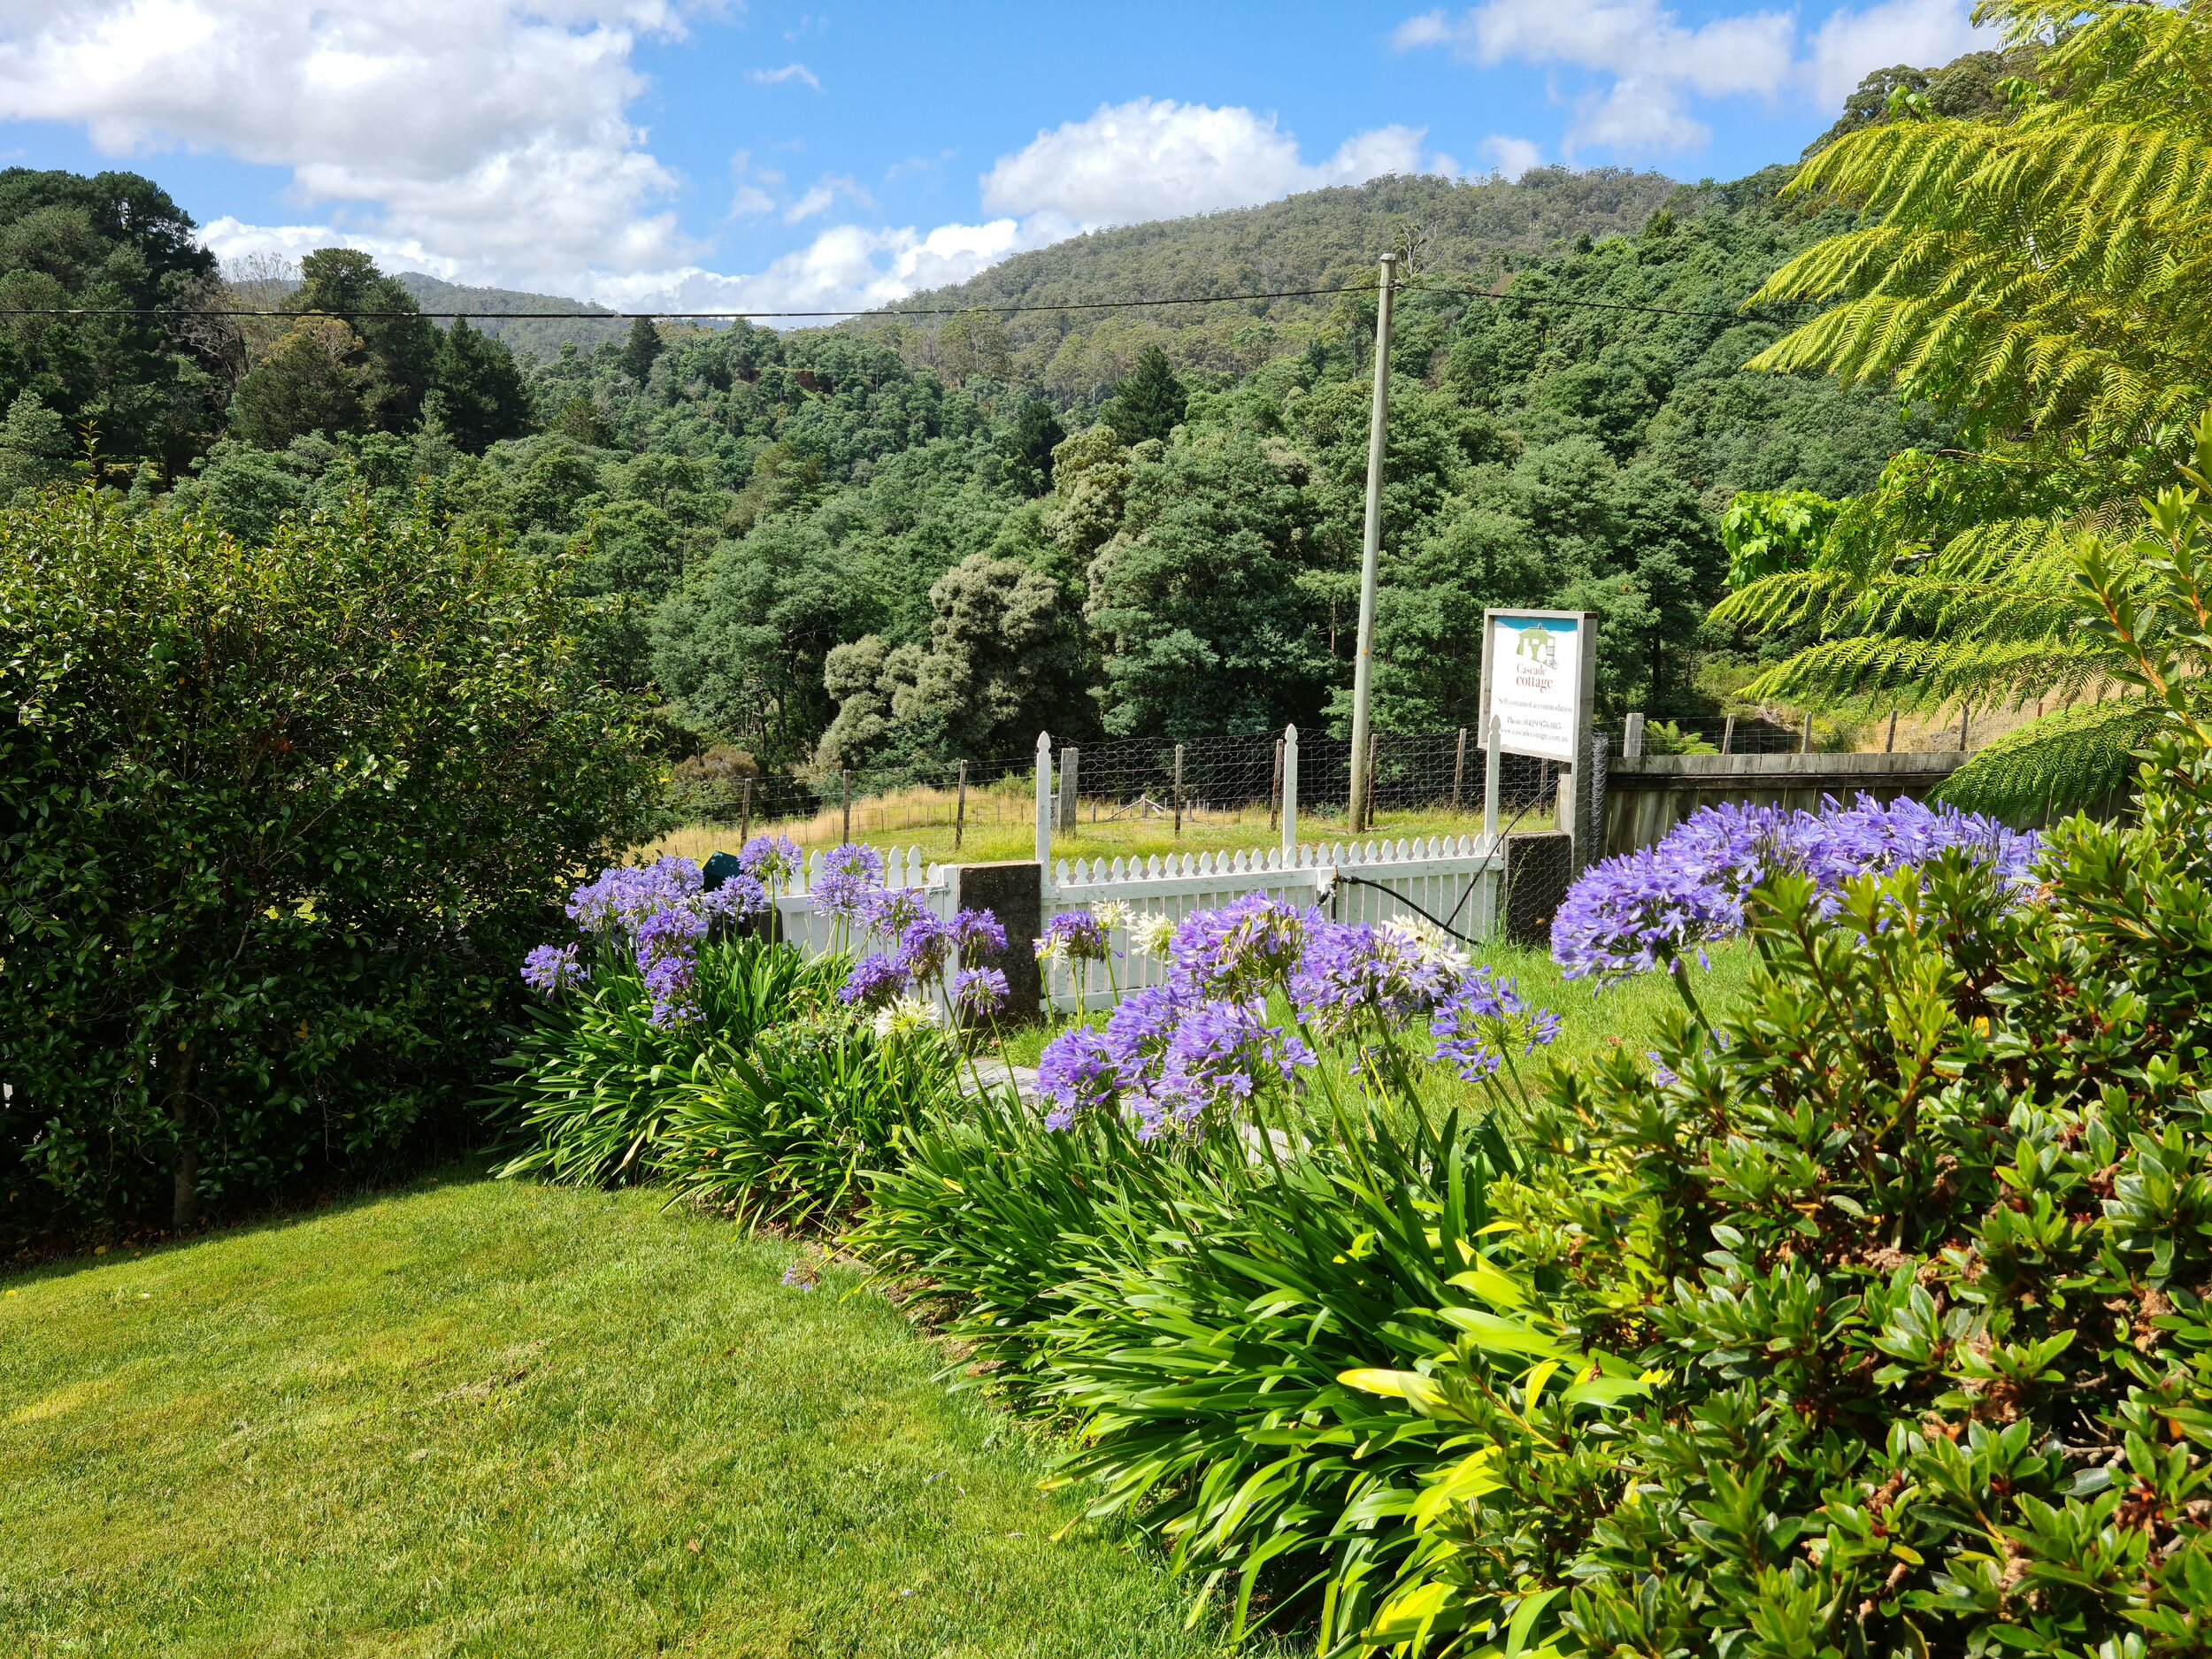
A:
[1097, 346, 1187, 446]
[620, 317, 664, 383]
[430, 319, 534, 453]
[1007, 398, 1064, 495]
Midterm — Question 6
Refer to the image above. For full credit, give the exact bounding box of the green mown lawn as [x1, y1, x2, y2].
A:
[1, 1174, 1256, 1658]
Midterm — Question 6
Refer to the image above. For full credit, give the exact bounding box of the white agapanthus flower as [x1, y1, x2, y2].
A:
[1128, 913, 1179, 959]
[1091, 899, 1134, 933]
[873, 995, 943, 1041]
[1380, 914, 1471, 979]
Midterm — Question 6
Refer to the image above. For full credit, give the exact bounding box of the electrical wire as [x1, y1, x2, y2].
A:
[0, 277, 1818, 327]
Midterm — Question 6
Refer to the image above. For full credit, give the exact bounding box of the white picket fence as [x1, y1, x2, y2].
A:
[768, 845, 953, 962]
[1039, 833, 1503, 1010]
[759, 832, 1506, 1016]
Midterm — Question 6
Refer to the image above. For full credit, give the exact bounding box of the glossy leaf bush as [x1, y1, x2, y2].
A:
[0, 487, 661, 1232]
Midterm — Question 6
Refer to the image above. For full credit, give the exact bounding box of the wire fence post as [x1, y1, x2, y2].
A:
[739, 777, 753, 845]
[1172, 744, 1184, 840]
[1483, 713, 1502, 846]
[1721, 715, 1735, 756]
[1958, 705, 1970, 750]
[1800, 712, 1813, 755]
[954, 759, 968, 851]
[1451, 725, 1467, 810]
[1281, 725, 1298, 857]
[1058, 745, 1079, 833]
[1886, 710, 1899, 754]
[1269, 736, 1284, 833]
[840, 769, 851, 841]
[1033, 731, 1052, 872]
[1623, 711, 1646, 759]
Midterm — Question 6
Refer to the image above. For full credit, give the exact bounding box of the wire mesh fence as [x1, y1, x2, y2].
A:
[1615, 709, 1989, 757]
[668, 727, 1564, 847]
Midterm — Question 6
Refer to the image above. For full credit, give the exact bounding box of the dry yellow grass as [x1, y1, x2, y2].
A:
[642, 786, 1520, 870]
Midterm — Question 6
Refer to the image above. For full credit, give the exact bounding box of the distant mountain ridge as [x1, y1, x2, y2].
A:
[382, 168, 1680, 389]
[390, 273, 626, 357]
[871, 167, 1682, 398]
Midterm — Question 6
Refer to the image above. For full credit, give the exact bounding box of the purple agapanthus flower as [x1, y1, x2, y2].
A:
[1037, 1026, 1120, 1130]
[640, 955, 696, 1027]
[631, 906, 709, 1025]
[1158, 999, 1314, 1123]
[951, 965, 1010, 1023]
[950, 908, 1008, 964]
[859, 883, 932, 945]
[812, 841, 884, 924]
[567, 856, 706, 936]
[1102, 985, 1185, 1074]
[1553, 794, 2041, 985]
[521, 942, 583, 995]
[1429, 970, 1559, 1082]
[1168, 895, 1310, 998]
[738, 833, 803, 891]
[1035, 910, 1111, 964]
[702, 872, 767, 920]
[1289, 919, 1461, 1040]
[839, 953, 908, 1009]
[894, 913, 954, 984]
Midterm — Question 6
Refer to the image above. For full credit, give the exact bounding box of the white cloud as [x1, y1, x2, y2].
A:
[1807, 0, 1987, 108]
[783, 173, 874, 224]
[748, 62, 820, 90]
[0, 0, 702, 288]
[1392, 10, 1457, 49]
[587, 217, 1041, 318]
[1478, 134, 1543, 180]
[1396, 0, 1993, 156]
[980, 98, 1454, 231]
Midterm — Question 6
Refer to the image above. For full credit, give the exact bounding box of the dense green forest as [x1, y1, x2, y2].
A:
[0, 91, 1952, 780]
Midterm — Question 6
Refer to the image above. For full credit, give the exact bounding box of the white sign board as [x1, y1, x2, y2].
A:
[1487, 613, 1584, 764]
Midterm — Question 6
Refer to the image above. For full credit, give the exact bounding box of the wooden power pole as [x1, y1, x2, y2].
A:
[1345, 255, 1396, 834]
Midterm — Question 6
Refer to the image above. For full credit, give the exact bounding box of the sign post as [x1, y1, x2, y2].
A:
[1479, 610, 1601, 875]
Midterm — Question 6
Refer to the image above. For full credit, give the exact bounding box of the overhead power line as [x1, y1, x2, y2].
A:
[0, 278, 1819, 327]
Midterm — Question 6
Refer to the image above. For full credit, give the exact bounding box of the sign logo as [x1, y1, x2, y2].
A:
[1515, 626, 1556, 671]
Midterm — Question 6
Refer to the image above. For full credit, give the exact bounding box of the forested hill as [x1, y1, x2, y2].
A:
[393, 273, 626, 356]
[877, 168, 1680, 401]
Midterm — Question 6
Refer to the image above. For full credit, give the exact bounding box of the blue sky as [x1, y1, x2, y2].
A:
[0, 0, 1993, 311]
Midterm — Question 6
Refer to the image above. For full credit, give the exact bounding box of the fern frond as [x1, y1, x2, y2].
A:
[1932, 695, 2163, 818]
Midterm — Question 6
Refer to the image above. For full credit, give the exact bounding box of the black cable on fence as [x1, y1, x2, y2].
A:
[1325, 785, 1562, 948]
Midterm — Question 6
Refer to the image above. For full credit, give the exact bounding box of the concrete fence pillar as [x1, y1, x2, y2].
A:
[949, 861, 1045, 1021]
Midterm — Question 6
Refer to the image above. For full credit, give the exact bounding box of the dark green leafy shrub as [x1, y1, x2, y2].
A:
[0, 487, 660, 1233]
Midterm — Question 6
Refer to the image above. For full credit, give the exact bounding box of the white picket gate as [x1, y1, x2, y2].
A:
[1039, 833, 1503, 1010]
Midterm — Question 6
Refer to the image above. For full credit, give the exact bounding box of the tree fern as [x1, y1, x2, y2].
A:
[1933, 693, 2161, 819]
[1746, 0, 2212, 449]
[1716, 3, 2212, 817]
